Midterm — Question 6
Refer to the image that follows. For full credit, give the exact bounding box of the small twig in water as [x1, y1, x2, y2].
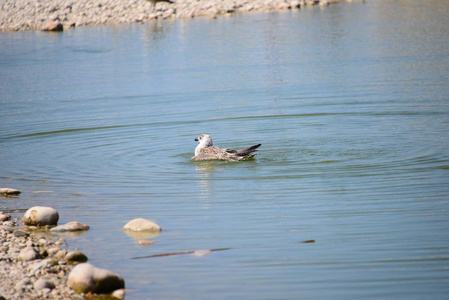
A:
[300, 240, 316, 243]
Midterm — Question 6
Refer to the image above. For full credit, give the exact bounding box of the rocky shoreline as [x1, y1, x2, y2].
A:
[1, 216, 126, 299]
[0, 0, 348, 32]
[0, 216, 81, 299]
[1, 187, 164, 300]
[0, 198, 124, 300]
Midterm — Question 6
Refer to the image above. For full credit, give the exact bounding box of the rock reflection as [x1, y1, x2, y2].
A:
[123, 230, 160, 240]
[25, 227, 88, 240]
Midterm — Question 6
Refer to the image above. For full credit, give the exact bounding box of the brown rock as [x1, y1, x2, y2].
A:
[42, 22, 63, 31]
[66, 251, 88, 263]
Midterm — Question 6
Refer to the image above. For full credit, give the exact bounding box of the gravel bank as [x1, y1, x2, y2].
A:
[0, 217, 79, 299]
[0, 0, 341, 32]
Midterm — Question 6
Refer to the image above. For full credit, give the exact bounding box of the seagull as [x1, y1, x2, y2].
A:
[191, 134, 261, 162]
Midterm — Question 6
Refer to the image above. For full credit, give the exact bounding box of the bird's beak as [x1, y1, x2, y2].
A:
[195, 138, 199, 141]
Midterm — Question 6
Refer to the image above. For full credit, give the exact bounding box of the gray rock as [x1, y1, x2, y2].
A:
[28, 259, 50, 276]
[0, 225, 14, 233]
[13, 229, 30, 237]
[22, 276, 31, 285]
[22, 206, 59, 226]
[50, 221, 89, 232]
[68, 263, 125, 294]
[14, 280, 25, 292]
[34, 278, 55, 291]
[18, 246, 41, 261]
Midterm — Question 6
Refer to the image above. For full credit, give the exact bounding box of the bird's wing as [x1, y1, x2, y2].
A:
[199, 146, 227, 156]
[193, 146, 237, 161]
[193, 145, 261, 161]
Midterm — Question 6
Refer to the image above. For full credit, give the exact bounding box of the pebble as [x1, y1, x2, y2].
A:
[0, 0, 339, 32]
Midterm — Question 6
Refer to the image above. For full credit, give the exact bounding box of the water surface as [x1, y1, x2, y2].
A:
[1, 1, 449, 299]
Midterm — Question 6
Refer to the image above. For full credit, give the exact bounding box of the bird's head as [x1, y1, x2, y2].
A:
[195, 134, 213, 147]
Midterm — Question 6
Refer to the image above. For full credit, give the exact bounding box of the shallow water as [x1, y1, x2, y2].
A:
[1, 0, 449, 299]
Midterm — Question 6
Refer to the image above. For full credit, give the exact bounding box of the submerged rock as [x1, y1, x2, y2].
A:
[50, 221, 89, 232]
[68, 263, 125, 294]
[22, 206, 59, 226]
[138, 240, 157, 246]
[123, 218, 161, 232]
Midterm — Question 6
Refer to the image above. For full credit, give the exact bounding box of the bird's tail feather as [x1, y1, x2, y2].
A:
[235, 144, 261, 156]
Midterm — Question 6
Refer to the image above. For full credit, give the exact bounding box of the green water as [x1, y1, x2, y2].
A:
[1, 1, 449, 299]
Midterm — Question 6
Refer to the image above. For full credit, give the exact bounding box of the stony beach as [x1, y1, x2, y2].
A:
[0, 216, 80, 299]
[0, 0, 346, 32]
[1, 187, 163, 299]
